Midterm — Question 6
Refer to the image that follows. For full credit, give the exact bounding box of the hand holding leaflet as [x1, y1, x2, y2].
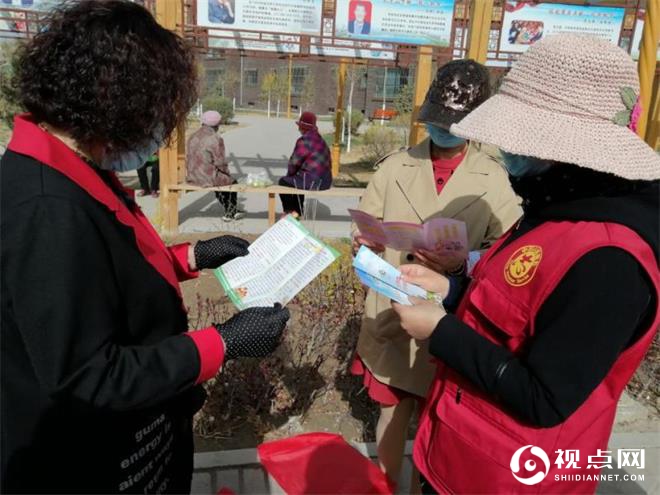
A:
[349, 209, 468, 256]
[353, 246, 442, 306]
[215, 216, 340, 309]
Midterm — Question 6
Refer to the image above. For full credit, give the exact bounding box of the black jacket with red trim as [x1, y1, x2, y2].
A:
[1, 116, 224, 493]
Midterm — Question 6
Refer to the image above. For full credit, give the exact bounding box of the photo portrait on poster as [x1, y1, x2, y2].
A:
[508, 20, 544, 45]
[348, 1, 371, 35]
[197, 0, 323, 36]
[208, 0, 235, 25]
[334, 0, 455, 47]
[499, 1, 624, 54]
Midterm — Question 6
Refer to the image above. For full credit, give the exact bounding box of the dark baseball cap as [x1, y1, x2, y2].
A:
[418, 59, 491, 130]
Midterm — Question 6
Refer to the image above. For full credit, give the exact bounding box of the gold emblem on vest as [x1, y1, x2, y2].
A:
[504, 245, 543, 287]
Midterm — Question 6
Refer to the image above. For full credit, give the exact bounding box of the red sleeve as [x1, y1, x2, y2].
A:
[186, 327, 225, 384]
[168, 242, 199, 282]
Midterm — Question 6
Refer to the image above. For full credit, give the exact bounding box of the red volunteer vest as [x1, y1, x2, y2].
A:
[414, 221, 659, 494]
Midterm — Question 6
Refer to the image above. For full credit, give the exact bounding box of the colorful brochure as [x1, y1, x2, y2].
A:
[353, 246, 441, 306]
[349, 209, 468, 257]
[215, 216, 340, 310]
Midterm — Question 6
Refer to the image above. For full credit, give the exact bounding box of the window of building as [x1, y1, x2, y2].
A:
[244, 69, 258, 88]
[291, 66, 308, 97]
[359, 70, 369, 90]
[374, 68, 408, 99]
[206, 69, 224, 90]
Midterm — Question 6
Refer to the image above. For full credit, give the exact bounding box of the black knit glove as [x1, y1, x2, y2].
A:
[215, 304, 290, 360]
[194, 236, 250, 270]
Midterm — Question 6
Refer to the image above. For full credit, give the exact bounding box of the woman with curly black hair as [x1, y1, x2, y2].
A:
[1, 1, 289, 492]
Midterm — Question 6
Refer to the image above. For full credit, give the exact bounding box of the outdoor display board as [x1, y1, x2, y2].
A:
[208, 31, 300, 53]
[630, 10, 660, 61]
[499, 1, 625, 54]
[0, 0, 58, 9]
[198, 0, 323, 36]
[334, 0, 456, 47]
[0, 0, 58, 35]
[309, 37, 395, 60]
[0, 0, 143, 36]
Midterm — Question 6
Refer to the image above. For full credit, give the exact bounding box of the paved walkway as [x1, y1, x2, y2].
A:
[134, 114, 359, 238]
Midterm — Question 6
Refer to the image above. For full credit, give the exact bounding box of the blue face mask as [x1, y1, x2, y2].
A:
[500, 151, 553, 177]
[101, 138, 161, 172]
[425, 124, 466, 148]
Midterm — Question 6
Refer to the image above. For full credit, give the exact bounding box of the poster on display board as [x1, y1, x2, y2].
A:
[630, 11, 660, 61]
[334, 0, 455, 47]
[0, 0, 144, 37]
[309, 38, 395, 60]
[499, 2, 625, 54]
[0, 0, 60, 9]
[0, 0, 59, 36]
[208, 31, 300, 53]
[198, 0, 323, 36]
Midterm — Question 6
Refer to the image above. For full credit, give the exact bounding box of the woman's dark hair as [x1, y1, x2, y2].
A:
[15, 0, 197, 153]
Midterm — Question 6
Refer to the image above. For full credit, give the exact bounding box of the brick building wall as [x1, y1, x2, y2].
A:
[203, 57, 411, 118]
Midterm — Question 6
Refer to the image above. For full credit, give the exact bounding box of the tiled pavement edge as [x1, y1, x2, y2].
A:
[192, 441, 413, 495]
[192, 433, 658, 495]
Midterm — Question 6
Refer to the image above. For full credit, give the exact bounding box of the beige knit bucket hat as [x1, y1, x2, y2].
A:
[451, 34, 660, 181]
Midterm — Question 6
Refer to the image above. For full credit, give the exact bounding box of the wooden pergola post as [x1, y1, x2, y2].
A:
[466, 0, 494, 63]
[408, 45, 434, 147]
[637, 1, 659, 143]
[331, 59, 347, 177]
[155, 0, 184, 236]
[646, 73, 659, 150]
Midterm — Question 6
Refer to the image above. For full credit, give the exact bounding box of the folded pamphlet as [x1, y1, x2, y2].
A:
[353, 246, 441, 306]
[349, 209, 468, 257]
[215, 216, 340, 310]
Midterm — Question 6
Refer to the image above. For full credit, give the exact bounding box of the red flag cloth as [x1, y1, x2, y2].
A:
[217, 489, 235, 495]
[257, 433, 395, 495]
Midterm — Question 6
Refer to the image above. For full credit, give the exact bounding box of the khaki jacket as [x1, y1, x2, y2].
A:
[356, 139, 522, 397]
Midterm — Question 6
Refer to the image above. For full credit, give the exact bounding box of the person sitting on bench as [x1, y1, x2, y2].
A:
[187, 110, 243, 221]
[278, 111, 332, 218]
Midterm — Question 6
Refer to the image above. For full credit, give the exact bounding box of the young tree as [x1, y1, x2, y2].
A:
[394, 82, 414, 117]
[273, 68, 289, 118]
[346, 65, 367, 152]
[393, 71, 415, 144]
[214, 69, 240, 99]
[260, 71, 278, 118]
[301, 71, 316, 112]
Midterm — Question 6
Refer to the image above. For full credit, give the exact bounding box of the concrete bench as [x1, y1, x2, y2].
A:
[168, 183, 365, 226]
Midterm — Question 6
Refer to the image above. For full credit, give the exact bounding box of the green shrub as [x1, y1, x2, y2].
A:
[201, 95, 234, 123]
[349, 111, 364, 135]
[394, 83, 414, 116]
[332, 110, 365, 138]
[362, 125, 404, 164]
[0, 41, 23, 130]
